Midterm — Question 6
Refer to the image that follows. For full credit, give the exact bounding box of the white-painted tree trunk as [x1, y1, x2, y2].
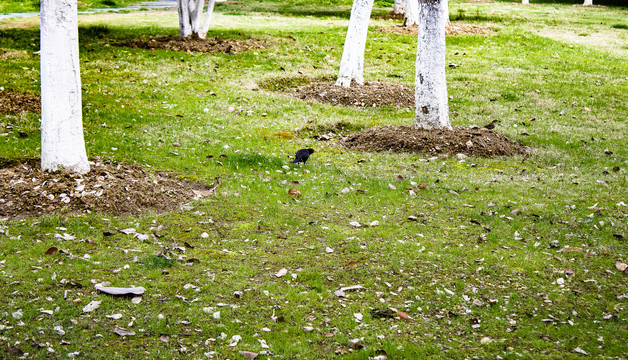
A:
[522, 0, 529, 4]
[40, 0, 89, 174]
[404, 0, 419, 26]
[583, 0, 593, 5]
[178, 0, 216, 39]
[393, 0, 406, 15]
[415, 0, 451, 130]
[336, 0, 374, 88]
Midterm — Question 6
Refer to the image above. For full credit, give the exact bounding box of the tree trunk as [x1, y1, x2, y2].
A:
[393, 0, 406, 15]
[178, 0, 216, 39]
[414, 0, 451, 130]
[583, 0, 593, 5]
[404, 0, 419, 26]
[522, 0, 529, 4]
[336, 0, 375, 87]
[40, 0, 89, 174]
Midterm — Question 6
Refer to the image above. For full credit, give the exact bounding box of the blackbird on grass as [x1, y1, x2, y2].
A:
[292, 148, 315, 164]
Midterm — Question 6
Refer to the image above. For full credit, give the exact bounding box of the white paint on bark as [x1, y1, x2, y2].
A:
[404, 0, 419, 26]
[40, 0, 89, 173]
[393, 0, 406, 15]
[522, 0, 529, 4]
[178, 0, 216, 38]
[583, 0, 593, 5]
[414, 0, 451, 130]
[336, 0, 375, 87]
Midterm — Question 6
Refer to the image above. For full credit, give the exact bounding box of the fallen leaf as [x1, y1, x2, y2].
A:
[276, 232, 287, 239]
[616, 261, 628, 272]
[95, 285, 145, 296]
[340, 285, 364, 292]
[82, 300, 101, 313]
[288, 188, 301, 197]
[113, 327, 135, 336]
[388, 183, 397, 190]
[118, 228, 136, 235]
[346, 261, 357, 268]
[239, 351, 258, 359]
[160, 334, 169, 343]
[396, 311, 411, 321]
[131, 296, 142, 304]
[341, 187, 350, 194]
[334, 289, 346, 297]
[45, 246, 59, 256]
[275, 268, 288, 277]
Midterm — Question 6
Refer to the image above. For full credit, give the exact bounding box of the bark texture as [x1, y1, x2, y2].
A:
[40, 0, 89, 173]
[336, 0, 375, 87]
[393, 0, 406, 14]
[414, 0, 451, 130]
[178, 0, 216, 39]
[404, 0, 419, 26]
[583, 0, 593, 5]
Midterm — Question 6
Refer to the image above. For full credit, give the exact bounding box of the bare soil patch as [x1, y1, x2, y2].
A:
[0, 89, 40, 114]
[293, 81, 414, 108]
[0, 158, 217, 219]
[340, 125, 529, 157]
[117, 35, 266, 53]
[377, 23, 494, 36]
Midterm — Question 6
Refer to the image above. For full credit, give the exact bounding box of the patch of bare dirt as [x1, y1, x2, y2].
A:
[0, 158, 218, 218]
[293, 81, 414, 108]
[117, 35, 266, 53]
[0, 90, 40, 114]
[377, 23, 494, 36]
[340, 125, 529, 157]
[377, 11, 405, 20]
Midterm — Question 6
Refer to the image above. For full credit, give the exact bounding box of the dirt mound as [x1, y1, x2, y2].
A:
[117, 35, 266, 53]
[293, 81, 414, 108]
[340, 125, 529, 157]
[0, 90, 40, 114]
[0, 158, 217, 219]
[377, 23, 494, 36]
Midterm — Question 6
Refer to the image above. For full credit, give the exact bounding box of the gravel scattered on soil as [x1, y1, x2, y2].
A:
[340, 125, 529, 157]
[0, 158, 217, 218]
[377, 23, 494, 36]
[293, 81, 414, 108]
[117, 35, 266, 53]
[0, 89, 40, 114]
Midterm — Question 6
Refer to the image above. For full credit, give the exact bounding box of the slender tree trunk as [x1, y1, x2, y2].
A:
[336, 0, 374, 87]
[178, 0, 215, 39]
[522, 0, 529, 4]
[404, 0, 419, 26]
[583, 0, 593, 5]
[393, 0, 406, 15]
[414, 0, 451, 130]
[178, 0, 192, 37]
[40, 0, 89, 173]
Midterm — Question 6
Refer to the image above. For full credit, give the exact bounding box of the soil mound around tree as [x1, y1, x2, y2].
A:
[0, 158, 217, 219]
[117, 35, 266, 53]
[377, 23, 494, 36]
[293, 81, 414, 108]
[0, 90, 40, 114]
[340, 125, 529, 157]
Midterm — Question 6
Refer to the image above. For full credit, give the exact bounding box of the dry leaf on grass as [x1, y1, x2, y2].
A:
[113, 327, 135, 336]
[616, 261, 628, 272]
[95, 285, 145, 296]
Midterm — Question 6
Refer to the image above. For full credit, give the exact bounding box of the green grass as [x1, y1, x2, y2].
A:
[1, 0, 627, 358]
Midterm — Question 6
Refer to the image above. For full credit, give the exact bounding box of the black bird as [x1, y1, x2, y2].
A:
[484, 119, 499, 130]
[292, 148, 315, 164]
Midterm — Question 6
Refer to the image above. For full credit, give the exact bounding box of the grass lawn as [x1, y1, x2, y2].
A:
[1, 0, 627, 358]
